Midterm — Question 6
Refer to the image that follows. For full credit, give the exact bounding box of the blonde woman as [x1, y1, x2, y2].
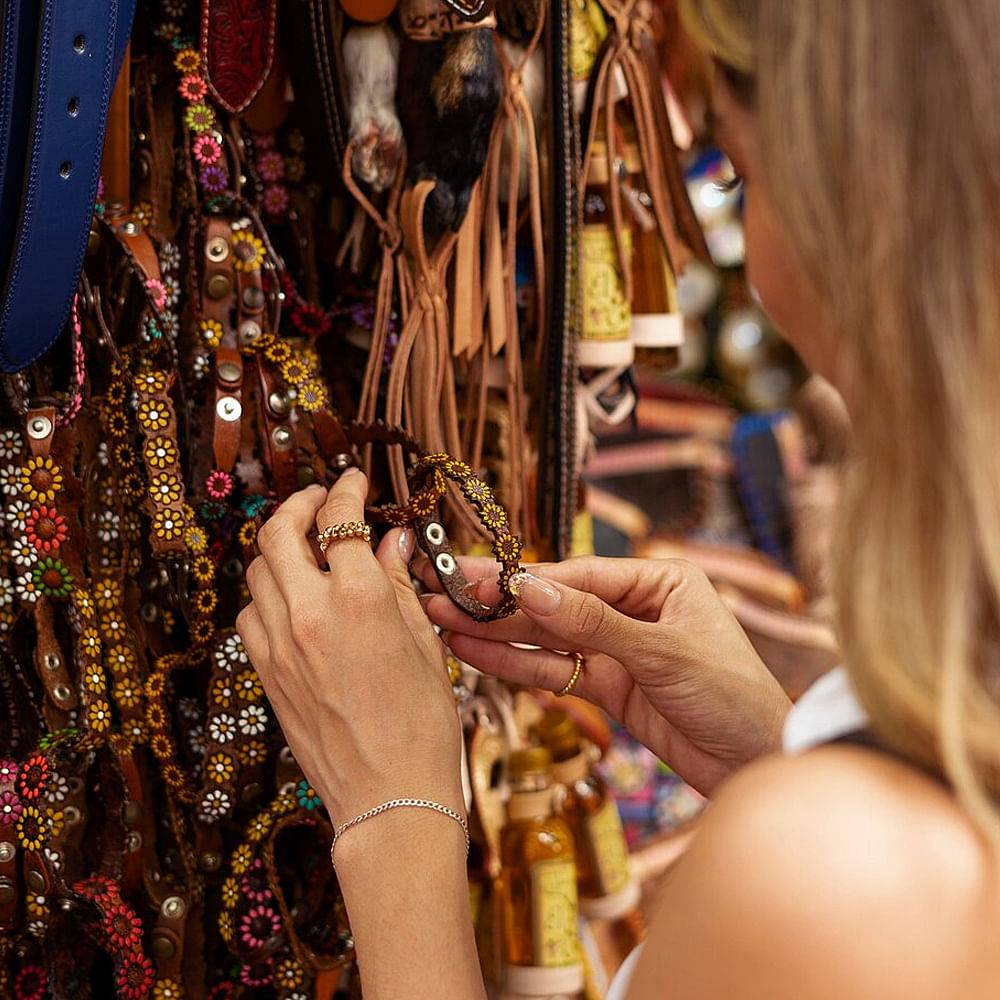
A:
[238, 0, 1000, 995]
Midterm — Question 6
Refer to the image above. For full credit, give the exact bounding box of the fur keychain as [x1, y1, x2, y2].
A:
[343, 22, 405, 192]
[396, 0, 502, 238]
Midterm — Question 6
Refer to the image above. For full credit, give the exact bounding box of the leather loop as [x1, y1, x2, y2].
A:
[0, 0, 136, 371]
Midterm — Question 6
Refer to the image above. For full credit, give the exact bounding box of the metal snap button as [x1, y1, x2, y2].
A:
[241, 285, 265, 311]
[435, 553, 457, 575]
[216, 396, 242, 422]
[206, 274, 232, 300]
[271, 426, 293, 449]
[217, 361, 241, 385]
[267, 392, 290, 416]
[27, 415, 52, 440]
[205, 236, 230, 263]
[239, 320, 262, 346]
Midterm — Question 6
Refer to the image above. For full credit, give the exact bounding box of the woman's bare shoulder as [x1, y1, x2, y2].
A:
[627, 748, 1000, 1000]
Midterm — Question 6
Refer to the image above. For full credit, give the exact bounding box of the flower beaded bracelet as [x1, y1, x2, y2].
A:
[343, 420, 522, 622]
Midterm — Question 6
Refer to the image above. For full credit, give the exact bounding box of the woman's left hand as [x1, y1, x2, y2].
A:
[236, 469, 465, 827]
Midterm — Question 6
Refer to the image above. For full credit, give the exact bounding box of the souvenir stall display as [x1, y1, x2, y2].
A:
[0, 0, 715, 997]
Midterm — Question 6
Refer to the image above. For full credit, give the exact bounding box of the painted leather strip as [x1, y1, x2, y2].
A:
[201, 0, 277, 115]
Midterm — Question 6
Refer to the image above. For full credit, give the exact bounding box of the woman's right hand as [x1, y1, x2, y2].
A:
[421, 556, 792, 795]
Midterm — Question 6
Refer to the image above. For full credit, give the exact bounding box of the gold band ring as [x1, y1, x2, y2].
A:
[317, 521, 372, 553]
[555, 652, 585, 697]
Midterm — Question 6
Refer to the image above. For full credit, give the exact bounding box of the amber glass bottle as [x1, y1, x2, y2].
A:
[534, 711, 640, 921]
[499, 747, 584, 996]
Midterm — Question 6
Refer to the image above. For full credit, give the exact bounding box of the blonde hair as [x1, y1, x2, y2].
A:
[681, 0, 1000, 845]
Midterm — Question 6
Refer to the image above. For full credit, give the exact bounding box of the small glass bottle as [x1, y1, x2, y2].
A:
[534, 711, 641, 922]
[499, 747, 584, 997]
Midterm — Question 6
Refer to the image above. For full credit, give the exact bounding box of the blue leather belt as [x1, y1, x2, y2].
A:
[0, 0, 135, 372]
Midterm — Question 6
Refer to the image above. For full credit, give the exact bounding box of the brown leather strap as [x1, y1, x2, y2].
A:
[635, 31, 710, 262]
[107, 209, 163, 279]
[25, 405, 56, 458]
[257, 360, 298, 499]
[151, 892, 188, 982]
[33, 599, 77, 719]
[479, 20, 547, 539]
[0, 770, 19, 929]
[213, 347, 244, 474]
[340, 144, 405, 434]
[387, 181, 460, 501]
[100, 43, 131, 208]
[117, 750, 146, 894]
[202, 218, 239, 340]
[244, 25, 289, 132]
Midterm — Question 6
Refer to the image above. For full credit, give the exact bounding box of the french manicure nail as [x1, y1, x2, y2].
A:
[398, 526, 415, 562]
[508, 572, 561, 615]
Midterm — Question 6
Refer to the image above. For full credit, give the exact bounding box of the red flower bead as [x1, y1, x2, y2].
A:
[193, 134, 221, 166]
[13, 963, 47, 1000]
[291, 301, 330, 338]
[178, 74, 207, 102]
[239, 904, 281, 949]
[25, 505, 68, 552]
[106, 899, 144, 948]
[117, 953, 155, 1000]
[205, 470, 233, 500]
[16, 755, 49, 800]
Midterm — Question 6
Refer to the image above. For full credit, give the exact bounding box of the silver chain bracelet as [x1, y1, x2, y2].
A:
[330, 798, 470, 866]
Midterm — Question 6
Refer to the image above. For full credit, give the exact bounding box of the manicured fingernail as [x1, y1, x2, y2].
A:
[339, 466, 361, 477]
[509, 572, 561, 615]
[398, 527, 415, 562]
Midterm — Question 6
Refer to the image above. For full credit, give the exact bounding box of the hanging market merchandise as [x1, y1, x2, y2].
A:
[0, 1, 703, 996]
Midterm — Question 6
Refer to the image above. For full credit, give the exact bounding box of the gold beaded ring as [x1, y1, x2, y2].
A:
[555, 652, 585, 697]
[316, 521, 373, 553]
